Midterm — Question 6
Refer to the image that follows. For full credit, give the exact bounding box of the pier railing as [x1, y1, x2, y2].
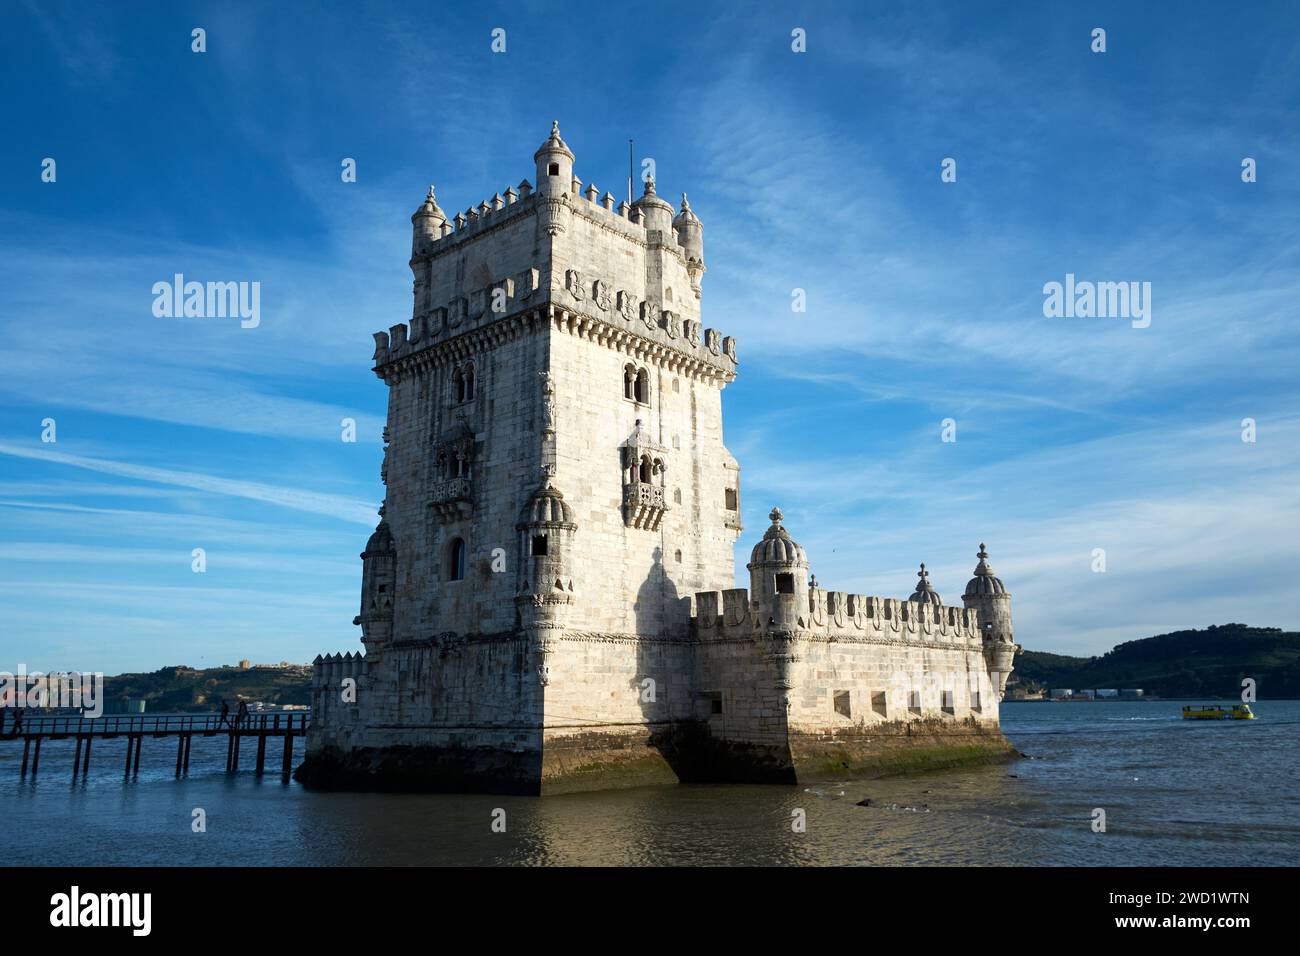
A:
[0, 709, 312, 780]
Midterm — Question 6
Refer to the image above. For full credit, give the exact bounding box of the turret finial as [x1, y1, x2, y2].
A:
[644, 177, 656, 196]
[681, 192, 690, 210]
[918, 562, 929, 583]
[769, 506, 784, 526]
[551, 119, 560, 135]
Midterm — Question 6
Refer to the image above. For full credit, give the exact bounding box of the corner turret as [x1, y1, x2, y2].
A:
[961, 543, 1019, 698]
[355, 518, 396, 652]
[534, 121, 575, 235]
[747, 507, 809, 630]
[515, 481, 578, 631]
[673, 193, 705, 298]
[633, 178, 675, 236]
[411, 185, 447, 257]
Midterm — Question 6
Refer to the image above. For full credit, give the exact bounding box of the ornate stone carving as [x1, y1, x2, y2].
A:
[663, 310, 680, 339]
[617, 290, 637, 322]
[640, 300, 660, 330]
[592, 279, 612, 312]
[565, 269, 586, 301]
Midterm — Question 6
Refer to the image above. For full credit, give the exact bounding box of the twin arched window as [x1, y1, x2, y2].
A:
[623, 364, 650, 404]
[632, 454, 663, 486]
[452, 364, 475, 404]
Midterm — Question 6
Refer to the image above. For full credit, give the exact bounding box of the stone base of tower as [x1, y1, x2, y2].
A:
[537, 723, 802, 792]
[294, 742, 544, 795]
[294, 719, 1016, 794]
[786, 718, 1018, 780]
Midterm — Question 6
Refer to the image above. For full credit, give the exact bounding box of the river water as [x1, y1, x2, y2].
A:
[3, 700, 1295, 866]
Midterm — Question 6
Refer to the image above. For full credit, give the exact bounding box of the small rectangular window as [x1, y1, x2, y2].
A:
[941, 689, 955, 714]
[833, 690, 851, 718]
[971, 690, 982, 712]
[531, 534, 548, 556]
[908, 690, 922, 715]
[774, 573, 795, 594]
[709, 691, 723, 716]
[724, 488, 738, 511]
[872, 691, 888, 718]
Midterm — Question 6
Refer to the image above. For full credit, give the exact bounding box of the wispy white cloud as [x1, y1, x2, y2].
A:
[0, 442, 378, 525]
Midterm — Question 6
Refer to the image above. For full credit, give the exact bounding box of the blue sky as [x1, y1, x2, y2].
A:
[2, 1, 1298, 673]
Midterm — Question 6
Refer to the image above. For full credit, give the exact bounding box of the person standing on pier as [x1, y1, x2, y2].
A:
[218, 699, 231, 728]
[235, 700, 249, 729]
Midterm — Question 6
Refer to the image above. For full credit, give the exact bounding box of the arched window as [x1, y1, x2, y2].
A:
[623, 365, 636, 401]
[448, 538, 466, 581]
[665, 287, 674, 303]
[639, 455, 652, 484]
[463, 364, 475, 401]
[452, 368, 465, 404]
[634, 368, 649, 404]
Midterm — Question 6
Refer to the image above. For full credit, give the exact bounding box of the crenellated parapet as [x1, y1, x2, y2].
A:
[311, 651, 369, 692]
[692, 587, 986, 647]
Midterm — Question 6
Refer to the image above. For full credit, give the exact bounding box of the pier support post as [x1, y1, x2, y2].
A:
[132, 735, 143, 776]
[21, 738, 31, 778]
[175, 734, 184, 776]
[225, 733, 234, 772]
[31, 738, 42, 777]
[231, 731, 241, 772]
[281, 721, 294, 776]
[73, 736, 84, 781]
[82, 736, 91, 776]
[183, 734, 192, 772]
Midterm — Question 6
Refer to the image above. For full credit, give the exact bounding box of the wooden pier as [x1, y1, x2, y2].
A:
[0, 710, 309, 781]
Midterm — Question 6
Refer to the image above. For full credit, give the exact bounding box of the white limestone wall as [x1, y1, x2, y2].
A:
[548, 327, 738, 637]
[382, 326, 548, 641]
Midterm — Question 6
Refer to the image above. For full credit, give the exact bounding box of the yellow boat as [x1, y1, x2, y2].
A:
[1182, 704, 1255, 720]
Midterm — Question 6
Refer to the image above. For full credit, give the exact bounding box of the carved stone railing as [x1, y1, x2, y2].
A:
[430, 477, 472, 519]
[623, 482, 666, 530]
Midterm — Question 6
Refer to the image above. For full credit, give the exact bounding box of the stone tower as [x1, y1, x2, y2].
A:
[302, 122, 1018, 795]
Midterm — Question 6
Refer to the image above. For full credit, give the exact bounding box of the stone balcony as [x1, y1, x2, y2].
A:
[429, 476, 472, 519]
[623, 481, 666, 531]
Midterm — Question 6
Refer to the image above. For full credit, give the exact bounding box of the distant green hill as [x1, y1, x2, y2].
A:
[1016, 624, 1300, 698]
[102, 664, 312, 713]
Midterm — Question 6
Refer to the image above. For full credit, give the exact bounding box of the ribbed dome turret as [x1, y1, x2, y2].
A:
[633, 177, 674, 214]
[362, 520, 394, 557]
[909, 563, 943, 605]
[964, 543, 1007, 597]
[517, 481, 577, 529]
[412, 185, 446, 225]
[672, 193, 701, 226]
[533, 120, 575, 163]
[748, 507, 808, 567]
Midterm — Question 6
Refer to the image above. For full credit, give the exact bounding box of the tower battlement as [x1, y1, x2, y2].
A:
[693, 587, 986, 645]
